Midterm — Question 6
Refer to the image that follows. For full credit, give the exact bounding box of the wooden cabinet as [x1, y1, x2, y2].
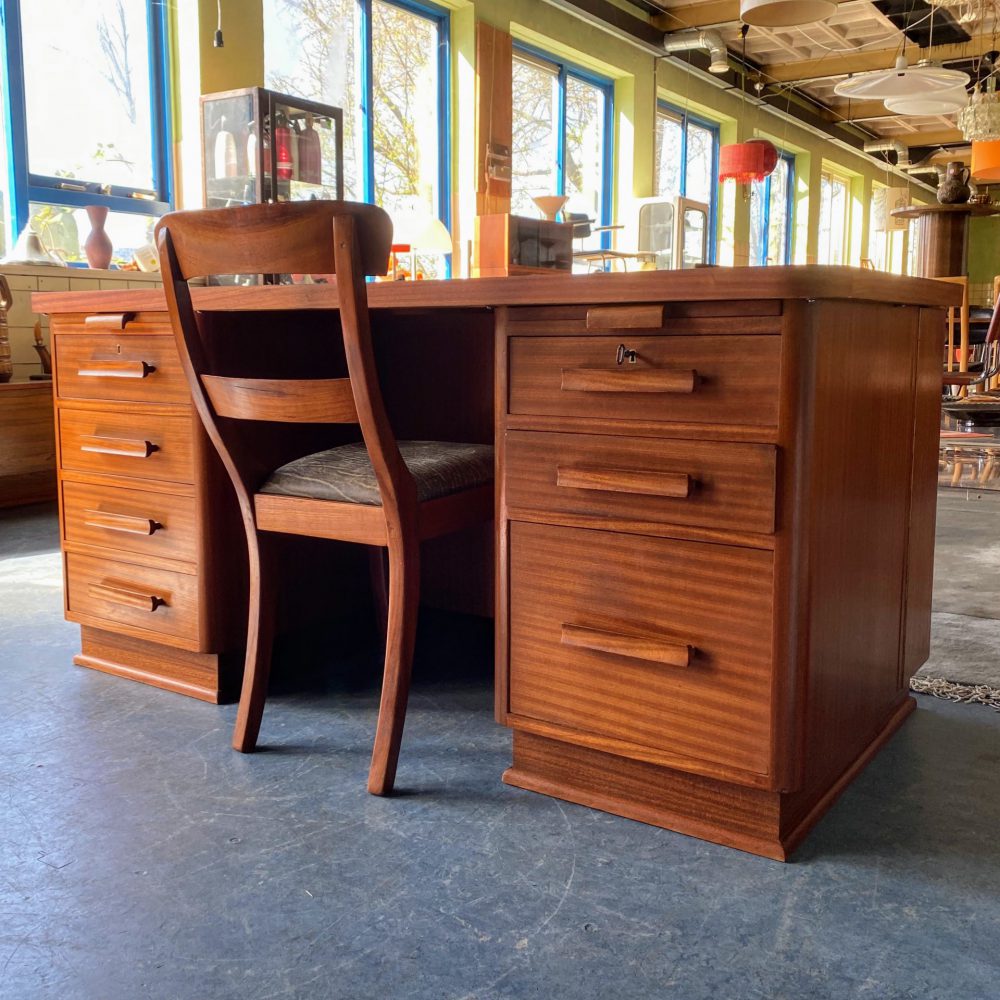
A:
[0, 381, 56, 507]
[36, 269, 953, 858]
[496, 297, 944, 860]
[50, 310, 240, 702]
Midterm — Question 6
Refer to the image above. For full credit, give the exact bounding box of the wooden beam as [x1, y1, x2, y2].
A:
[652, 0, 740, 29]
[476, 23, 512, 216]
[893, 127, 965, 147]
[763, 35, 996, 83]
[654, 0, 855, 29]
[824, 100, 897, 122]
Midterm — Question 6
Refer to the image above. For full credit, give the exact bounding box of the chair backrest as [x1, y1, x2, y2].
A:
[155, 200, 417, 527]
[564, 211, 592, 240]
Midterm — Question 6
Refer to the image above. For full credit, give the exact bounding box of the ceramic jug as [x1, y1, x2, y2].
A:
[937, 161, 971, 205]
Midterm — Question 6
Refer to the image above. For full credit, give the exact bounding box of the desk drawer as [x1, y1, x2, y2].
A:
[63, 481, 198, 567]
[508, 335, 780, 426]
[60, 408, 194, 484]
[505, 431, 776, 535]
[508, 522, 774, 776]
[66, 551, 200, 644]
[55, 334, 188, 405]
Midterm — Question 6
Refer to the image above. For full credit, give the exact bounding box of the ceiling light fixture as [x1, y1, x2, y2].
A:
[884, 87, 970, 115]
[834, 55, 970, 99]
[960, 76, 1000, 140]
[739, 0, 837, 27]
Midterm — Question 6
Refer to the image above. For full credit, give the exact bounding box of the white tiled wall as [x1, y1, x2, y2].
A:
[1, 264, 161, 379]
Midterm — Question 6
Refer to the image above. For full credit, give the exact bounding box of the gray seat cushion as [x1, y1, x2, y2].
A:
[259, 440, 494, 506]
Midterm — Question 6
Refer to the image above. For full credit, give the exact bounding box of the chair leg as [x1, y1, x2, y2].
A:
[368, 532, 420, 795]
[232, 531, 278, 753]
[368, 545, 390, 641]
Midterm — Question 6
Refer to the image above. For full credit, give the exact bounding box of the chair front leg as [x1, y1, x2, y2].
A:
[368, 530, 420, 795]
[233, 530, 278, 753]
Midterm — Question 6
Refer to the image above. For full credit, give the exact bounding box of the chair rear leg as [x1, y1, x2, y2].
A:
[368, 533, 420, 795]
[367, 545, 390, 643]
[233, 531, 278, 753]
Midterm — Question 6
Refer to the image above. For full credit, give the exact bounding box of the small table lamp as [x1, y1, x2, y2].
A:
[412, 217, 453, 278]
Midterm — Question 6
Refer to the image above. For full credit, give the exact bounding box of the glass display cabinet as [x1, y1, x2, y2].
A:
[200, 88, 344, 209]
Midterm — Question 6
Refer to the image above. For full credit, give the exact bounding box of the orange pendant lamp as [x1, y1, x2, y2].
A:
[971, 140, 1000, 182]
[718, 138, 779, 184]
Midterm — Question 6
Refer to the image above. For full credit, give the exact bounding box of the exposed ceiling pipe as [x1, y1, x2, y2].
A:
[863, 139, 951, 179]
[663, 30, 729, 75]
[863, 139, 911, 167]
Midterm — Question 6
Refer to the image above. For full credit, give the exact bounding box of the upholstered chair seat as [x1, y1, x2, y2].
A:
[260, 441, 494, 505]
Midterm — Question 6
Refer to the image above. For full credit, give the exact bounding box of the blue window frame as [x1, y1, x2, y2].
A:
[263, 0, 450, 270]
[655, 101, 719, 263]
[511, 43, 613, 249]
[359, 0, 450, 229]
[0, 0, 173, 251]
[750, 151, 794, 266]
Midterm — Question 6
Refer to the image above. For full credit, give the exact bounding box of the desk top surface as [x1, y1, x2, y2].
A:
[33, 264, 961, 315]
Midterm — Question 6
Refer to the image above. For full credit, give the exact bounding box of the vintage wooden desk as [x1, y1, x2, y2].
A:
[36, 268, 956, 859]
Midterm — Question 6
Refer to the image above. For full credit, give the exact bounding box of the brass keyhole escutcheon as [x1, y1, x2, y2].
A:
[616, 344, 637, 366]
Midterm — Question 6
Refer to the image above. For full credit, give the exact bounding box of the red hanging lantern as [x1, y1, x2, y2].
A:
[718, 138, 779, 184]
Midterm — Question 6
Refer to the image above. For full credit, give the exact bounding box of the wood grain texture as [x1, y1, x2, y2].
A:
[201, 375, 358, 423]
[509, 335, 781, 426]
[505, 430, 776, 535]
[34, 265, 965, 317]
[74, 626, 229, 703]
[59, 407, 193, 484]
[504, 731, 787, 860]
[56, 333, 188, 405]
[62, 480, 198, 570]
[0, 381, 56, 506]
[586, 304, 665, 330]
[65, 551, 201, 646]
[559, 366, 697, 394]
[508, 522, 775, 779]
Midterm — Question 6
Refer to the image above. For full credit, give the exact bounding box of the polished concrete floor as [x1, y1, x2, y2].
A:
[2, 499, 999, 1000]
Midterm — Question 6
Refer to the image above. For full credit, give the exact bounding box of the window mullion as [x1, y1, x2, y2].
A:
[360, 0, 375, 204]
[556, 64, 567, 197]
[2, 0, 29, 234]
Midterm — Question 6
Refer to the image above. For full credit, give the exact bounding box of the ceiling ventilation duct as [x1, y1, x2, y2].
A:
[662, 30, 730, 75]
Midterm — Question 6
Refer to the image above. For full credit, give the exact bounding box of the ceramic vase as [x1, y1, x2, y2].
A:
[84, 206, 113, 269]
[937, 162, 972, 205]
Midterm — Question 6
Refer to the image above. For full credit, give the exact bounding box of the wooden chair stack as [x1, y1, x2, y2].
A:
[156, 201, 493, 794]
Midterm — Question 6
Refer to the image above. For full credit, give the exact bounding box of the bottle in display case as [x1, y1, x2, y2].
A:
[200, 88, 344, 209]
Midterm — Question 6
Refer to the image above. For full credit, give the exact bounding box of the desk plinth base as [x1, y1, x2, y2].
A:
[502, 697, 916, 861]
[74, 626, 234, 704]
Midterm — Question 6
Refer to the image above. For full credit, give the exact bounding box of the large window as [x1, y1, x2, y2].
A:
[511, 47, 612, 249]
[0, 0, 172, 263]
[868, 184, 909, 274]
[654, 102, 719, 262]
[749, 152, 794, 266]
[264, 0, 449, 233]
[818, 170, 850, 265]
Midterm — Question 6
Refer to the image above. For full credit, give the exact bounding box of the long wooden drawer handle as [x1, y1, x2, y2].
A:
[77, 359, 156, 379]
[561, 368, 697, 393]
[83, 509, 162, 536]
[561, 623, 692, 668]
[80, 435, 158, 459]
[89, 582, 165, 612]
[84, 312, 135, 331]
[556, 466, 691, 499]
[586, 304, 664, 330]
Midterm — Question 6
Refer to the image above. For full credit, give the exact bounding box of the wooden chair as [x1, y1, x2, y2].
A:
[156, 201, 493, 795]
[942, 281, 1000, 397]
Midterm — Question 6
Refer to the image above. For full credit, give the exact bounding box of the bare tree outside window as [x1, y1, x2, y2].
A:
[98, 0, 136, 125]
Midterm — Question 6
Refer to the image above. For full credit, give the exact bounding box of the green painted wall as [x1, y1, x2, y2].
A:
[969, 216, 1000, 288]
[171, 0, 935, 268]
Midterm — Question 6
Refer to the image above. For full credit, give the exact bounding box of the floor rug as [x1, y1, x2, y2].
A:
[912, 612, 1000, 709]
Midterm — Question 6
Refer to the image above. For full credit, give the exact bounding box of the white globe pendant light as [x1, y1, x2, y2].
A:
[834, 55, 970, 100]
[884, 86, 969, 115]
[740, 0, 837, 27]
